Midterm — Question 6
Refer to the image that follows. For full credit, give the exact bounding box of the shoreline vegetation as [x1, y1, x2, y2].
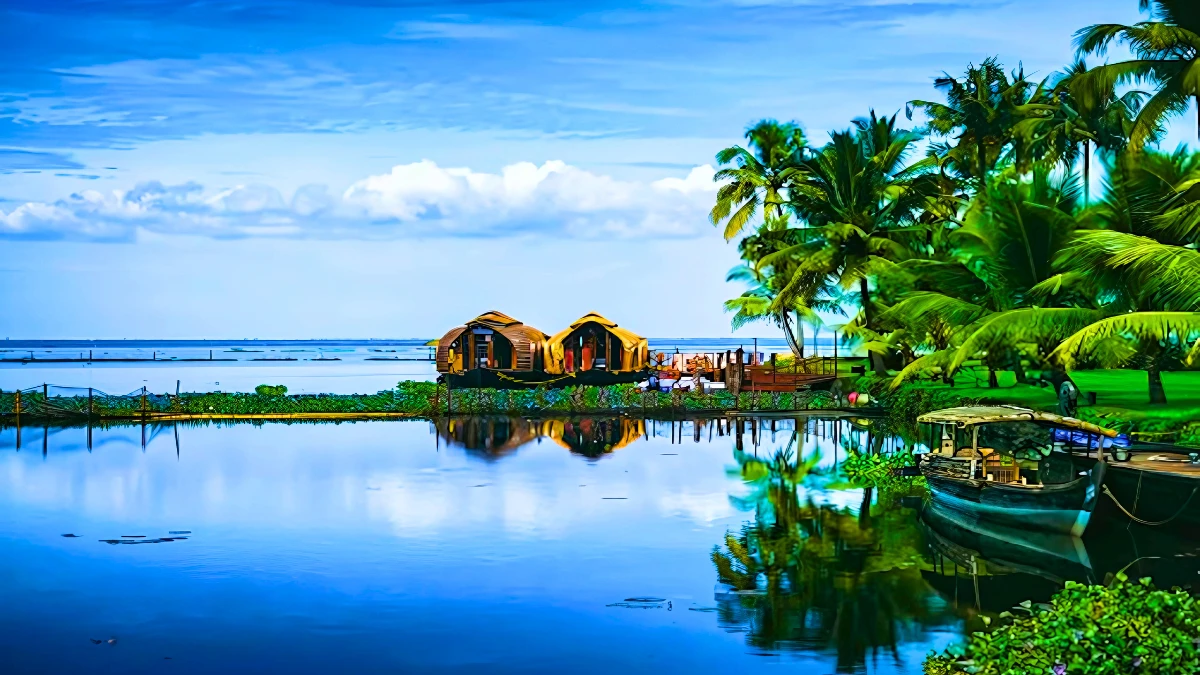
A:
[0, 381, 849, 423]
[3, 369, 1197, 446]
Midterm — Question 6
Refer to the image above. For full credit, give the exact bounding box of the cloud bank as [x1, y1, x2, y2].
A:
[0, 161, 719, 241]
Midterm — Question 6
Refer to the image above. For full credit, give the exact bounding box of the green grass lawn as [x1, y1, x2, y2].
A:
[896, 367, 1200, 438]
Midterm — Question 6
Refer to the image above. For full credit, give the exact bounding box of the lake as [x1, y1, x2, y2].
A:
[0, 338, 805, 395]
[2, 415, 1196, 674]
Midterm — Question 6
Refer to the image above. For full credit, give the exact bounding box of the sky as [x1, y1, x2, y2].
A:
[0, 0, 1175, 339]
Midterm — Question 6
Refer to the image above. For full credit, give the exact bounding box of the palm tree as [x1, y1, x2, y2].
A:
[1031, 230, 1200, 403]
[887, 170, 1090, 387]
[772, 111, 936, 375]
[725, 216, 842, 359]
[1074, 0, 1200, 146]
[711, 120, 808, 240]
[1083, 147, 1200, 240]
[908, 58, 1037, 187]
[1053, 312, 1200, 403]
[1015, 61, 1148, 202]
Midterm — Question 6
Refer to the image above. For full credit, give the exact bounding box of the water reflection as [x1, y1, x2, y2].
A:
[0, 415, 1196, 674]
[711, 433, 956, 672]
[433, 416, 647, 459]
[921, 503, 1200, 613]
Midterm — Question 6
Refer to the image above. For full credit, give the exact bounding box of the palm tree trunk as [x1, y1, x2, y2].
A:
[1012, 353, 1028, 384]
[1147, 366, 1168, 405]
[1083, 141, 1090, 204]
[859, 277, 886, 375]
[779, 310, 804, 359]
[857, 486, 873, 531]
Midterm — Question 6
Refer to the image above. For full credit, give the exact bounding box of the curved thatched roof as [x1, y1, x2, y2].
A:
[545, 312, 649, 374]
[917, 405, 1118, 438]
[436, 311, 548, 373]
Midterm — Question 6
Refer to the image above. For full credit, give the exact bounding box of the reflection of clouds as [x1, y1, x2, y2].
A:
[658, 491, 735, 525]
[798, 485, 867, 514]
[0, 419, 879, 543]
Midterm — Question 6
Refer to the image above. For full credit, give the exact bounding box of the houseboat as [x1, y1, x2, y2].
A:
[917, 406, 1116, 537]
[435, 311, 651, 389]
[544, 312, 650, 385]
[435, 311, 550, 389]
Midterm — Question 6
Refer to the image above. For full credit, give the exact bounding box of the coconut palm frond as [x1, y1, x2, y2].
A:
[951, 308, 1106, 372]
[890, 349, 959, 389]
[1059, 230, 1200, 310]
[878, 292, 990, 331]
[1052, 311, 1200, 368]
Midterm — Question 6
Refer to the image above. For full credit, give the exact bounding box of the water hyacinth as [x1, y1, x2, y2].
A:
[925, 574, 1200, 674]
[0, 381, 841, 419]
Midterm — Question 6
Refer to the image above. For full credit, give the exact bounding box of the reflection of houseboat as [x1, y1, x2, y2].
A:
[542, 417, 645, 458]
[918, 406, 1115, 537]
[433, 415, 644, 459]
[433, 416, 544, 458]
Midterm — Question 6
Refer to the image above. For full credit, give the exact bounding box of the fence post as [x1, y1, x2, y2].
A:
[14, 390, 20, 415]
[88, 388, 93, 418]
[141, 386, 147, 417]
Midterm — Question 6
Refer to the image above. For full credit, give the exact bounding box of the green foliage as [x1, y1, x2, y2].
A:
[841, 449, 925, 493]
[926, 574, 1200, 674]
[0, 381, 843, 420]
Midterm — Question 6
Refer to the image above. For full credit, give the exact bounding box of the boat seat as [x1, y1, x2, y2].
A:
[984, 453, 1020, 483]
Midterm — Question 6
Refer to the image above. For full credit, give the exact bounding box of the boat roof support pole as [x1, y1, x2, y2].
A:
[971, 426, 979, 479]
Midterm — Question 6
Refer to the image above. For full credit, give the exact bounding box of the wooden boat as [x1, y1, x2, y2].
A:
[917, 406, 1118, 537]
[1069, 447, 1200, 537]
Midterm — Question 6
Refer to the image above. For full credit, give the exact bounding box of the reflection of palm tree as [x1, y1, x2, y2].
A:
[712, 444, 950, 671]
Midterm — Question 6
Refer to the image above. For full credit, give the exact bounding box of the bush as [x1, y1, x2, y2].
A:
[926, 574, 1200, 674]
[254, 384, 288, 396]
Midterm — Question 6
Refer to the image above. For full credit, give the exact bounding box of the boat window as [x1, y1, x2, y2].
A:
[976, 422, 1053, 460]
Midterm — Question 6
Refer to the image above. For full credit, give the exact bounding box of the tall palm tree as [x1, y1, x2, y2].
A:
[1083, 146, 1200, 240]
[1015, 61, 1148, 202]
[1074, 0, 1200, 146]
[711, 120, 808, 241]
[726, 217, 843, 358]
[908, 58, 1037, 187]
[772, 112, 936, 375]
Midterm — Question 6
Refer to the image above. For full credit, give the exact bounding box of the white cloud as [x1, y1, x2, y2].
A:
[0, 160, 720, 241]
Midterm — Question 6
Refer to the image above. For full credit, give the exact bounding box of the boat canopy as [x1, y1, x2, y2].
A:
[545, 312, 649, 374]
[916, 405, 1118, 438]
[436, 311, 548, 373]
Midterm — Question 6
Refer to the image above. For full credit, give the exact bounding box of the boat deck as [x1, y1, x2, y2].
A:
[1118, 453, 1200, 478]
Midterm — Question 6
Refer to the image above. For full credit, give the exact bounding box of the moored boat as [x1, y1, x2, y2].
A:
[917, 406, 1118, 537]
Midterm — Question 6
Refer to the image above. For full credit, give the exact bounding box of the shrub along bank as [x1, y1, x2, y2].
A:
[0, 381, 841, 420]
[924, 575, 1200, 675]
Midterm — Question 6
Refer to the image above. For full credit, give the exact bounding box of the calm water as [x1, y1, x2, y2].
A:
[0, 338, 805, 394]
[2, 416, 1196, 674]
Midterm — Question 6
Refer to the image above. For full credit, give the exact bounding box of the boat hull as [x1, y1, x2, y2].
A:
[922, 462, 1106, 537]
[1071, 455, 1200, 537]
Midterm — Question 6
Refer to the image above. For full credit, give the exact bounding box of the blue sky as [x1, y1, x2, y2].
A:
[0, 0, 1170, 338]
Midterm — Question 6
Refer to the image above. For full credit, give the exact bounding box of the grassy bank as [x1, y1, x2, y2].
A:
[872, 369, 1200, 446]
[0, 381, 844, 421]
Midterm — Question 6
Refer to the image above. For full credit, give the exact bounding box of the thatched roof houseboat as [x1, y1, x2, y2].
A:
[436, 311, 547, 375]
[545, 312, 649, 374]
